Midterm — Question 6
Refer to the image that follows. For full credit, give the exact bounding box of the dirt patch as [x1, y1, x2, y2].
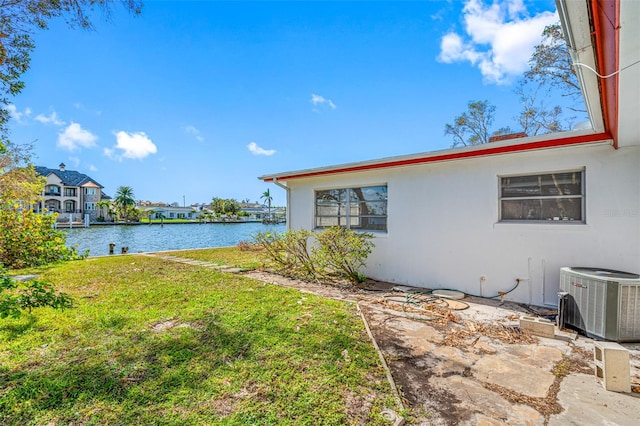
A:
[149, 319, 176, 331]
[344, 388, 378, 424]
[359, 304, 474, 425]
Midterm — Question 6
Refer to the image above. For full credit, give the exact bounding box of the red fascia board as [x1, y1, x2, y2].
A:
[263, 132, 611, 182]
[591, 0, 620, 147]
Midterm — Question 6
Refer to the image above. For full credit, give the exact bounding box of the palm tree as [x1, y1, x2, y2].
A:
[261, 189, 273, 222]
[96, 200, 111, 221]
[143, 209, 155, 224]
[113, 186, 136, 221]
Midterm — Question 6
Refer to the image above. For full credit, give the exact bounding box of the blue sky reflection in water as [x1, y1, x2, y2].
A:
[62, 223, 286, 257]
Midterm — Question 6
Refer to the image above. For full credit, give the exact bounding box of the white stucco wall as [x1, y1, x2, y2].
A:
[285, 142, 640, 307]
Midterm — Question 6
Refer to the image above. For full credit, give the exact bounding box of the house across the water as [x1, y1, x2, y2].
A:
[259, 0, 639, 307]
[35, 163, 109, 224]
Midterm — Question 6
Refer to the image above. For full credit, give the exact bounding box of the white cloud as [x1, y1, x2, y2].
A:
[311, 93, 337, 110]
[105, 131, 157, 160]
[88, 164, 98, 172]
[57, 122, 98, 151]
[5, 104, 31, 123]
[438, 0, 557, 84]
[247, 141, 276, 156]
[35, 110, 65, 126]
[184, 125, 204, 142]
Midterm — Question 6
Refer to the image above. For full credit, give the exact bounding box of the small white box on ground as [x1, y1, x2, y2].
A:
[519, 316, 555, 338]
[594, 341, 630, 393]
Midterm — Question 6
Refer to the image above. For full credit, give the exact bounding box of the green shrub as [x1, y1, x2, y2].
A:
[254, 227, 374, 284]
[0, 266, 73, 318]
[312, 226, 374, 283]
[0, 207, 86, 269]
[254, 229, 317, 280]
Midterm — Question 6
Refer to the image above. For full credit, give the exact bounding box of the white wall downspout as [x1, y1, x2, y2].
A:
[272, 178, 290, 229]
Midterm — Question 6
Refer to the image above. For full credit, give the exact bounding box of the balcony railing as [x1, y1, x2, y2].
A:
[47, 209, 83, 214]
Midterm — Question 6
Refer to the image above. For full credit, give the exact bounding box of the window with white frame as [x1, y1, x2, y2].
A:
[315, 185, 387, 231]
[85, 202, 96, 210]
[500, 170, 584, 222]
[85, 187, 98, 195]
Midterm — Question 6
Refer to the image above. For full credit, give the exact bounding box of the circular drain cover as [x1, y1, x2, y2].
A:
[432, 289, 465, 300]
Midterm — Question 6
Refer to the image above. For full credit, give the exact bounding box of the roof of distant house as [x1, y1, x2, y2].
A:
[35, 166, 104, 189]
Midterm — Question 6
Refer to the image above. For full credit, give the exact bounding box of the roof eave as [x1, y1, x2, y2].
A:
[259, 130, 611, 182]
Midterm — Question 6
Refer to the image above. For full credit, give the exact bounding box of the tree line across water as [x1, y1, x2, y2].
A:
[94, 187, 277, 223]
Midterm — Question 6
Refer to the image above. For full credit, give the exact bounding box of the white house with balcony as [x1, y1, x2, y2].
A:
[35, 163, 107, 223]
[259, 0, 640, 307]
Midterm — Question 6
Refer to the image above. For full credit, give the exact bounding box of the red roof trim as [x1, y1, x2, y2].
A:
[263, 132, 611, 182]
[591, 0, 620, 147]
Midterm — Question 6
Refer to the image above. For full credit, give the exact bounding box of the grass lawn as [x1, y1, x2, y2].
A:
[168, 247, 268, 270]
[0, 252, 396, 425]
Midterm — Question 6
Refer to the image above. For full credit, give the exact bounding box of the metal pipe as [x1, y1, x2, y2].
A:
[272, 178, 290, 228]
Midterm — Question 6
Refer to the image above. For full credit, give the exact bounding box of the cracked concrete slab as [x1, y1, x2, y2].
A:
[430, 376, 544, 426]
[472, 353, 556, 398]
[550, 373, 640, 425]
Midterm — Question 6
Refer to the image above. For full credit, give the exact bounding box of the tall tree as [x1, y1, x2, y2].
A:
[211, 197, 226, 216]
[223, 199, 240, 217]
[211, 197, 240, 217]
[113, 185, 135, 220]
[0, 141, 43, 207]
[444, 100, 497, 147]
[261, 189, 273, 221]
[524, 22, 581, 104]
[514, 83, 567, 136]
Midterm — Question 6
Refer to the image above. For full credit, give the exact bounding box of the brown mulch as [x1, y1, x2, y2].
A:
[482, 377, 563, 419]
[372, 294, 461, 327]
[441, 320, 538, 347]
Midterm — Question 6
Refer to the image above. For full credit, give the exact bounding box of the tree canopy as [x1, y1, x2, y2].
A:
[113, 185, 136, 220]
[0, 140, 43, 206]
[211, 197, 240, 216]
[524, 23, 581, 102]
[444, 22, 579, 147]
[444, 100, 497, 147]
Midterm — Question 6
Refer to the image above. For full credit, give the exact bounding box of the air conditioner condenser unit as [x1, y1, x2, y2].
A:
[559, 267, 640, 342]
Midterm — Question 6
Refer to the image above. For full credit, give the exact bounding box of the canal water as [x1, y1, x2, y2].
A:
[62, 222, 286, 257]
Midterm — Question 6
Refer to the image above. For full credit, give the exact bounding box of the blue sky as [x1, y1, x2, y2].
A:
[7, 0, 581, 206]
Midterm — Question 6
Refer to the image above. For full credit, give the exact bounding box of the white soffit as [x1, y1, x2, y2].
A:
[557, 0, 604, 133]
[617, 0, 640, 147]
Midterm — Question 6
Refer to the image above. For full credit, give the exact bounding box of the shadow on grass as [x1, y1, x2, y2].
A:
[0, 314, 255, 424]
[0, 315, 38, 340]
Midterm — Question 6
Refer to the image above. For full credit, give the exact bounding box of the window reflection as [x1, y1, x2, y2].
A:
[315, 185, 387, 231]
[500, 171, 584, 222]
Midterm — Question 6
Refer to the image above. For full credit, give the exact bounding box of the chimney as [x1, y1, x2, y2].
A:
[59, 162, 66, 171]
[488, 132, 528, 143]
